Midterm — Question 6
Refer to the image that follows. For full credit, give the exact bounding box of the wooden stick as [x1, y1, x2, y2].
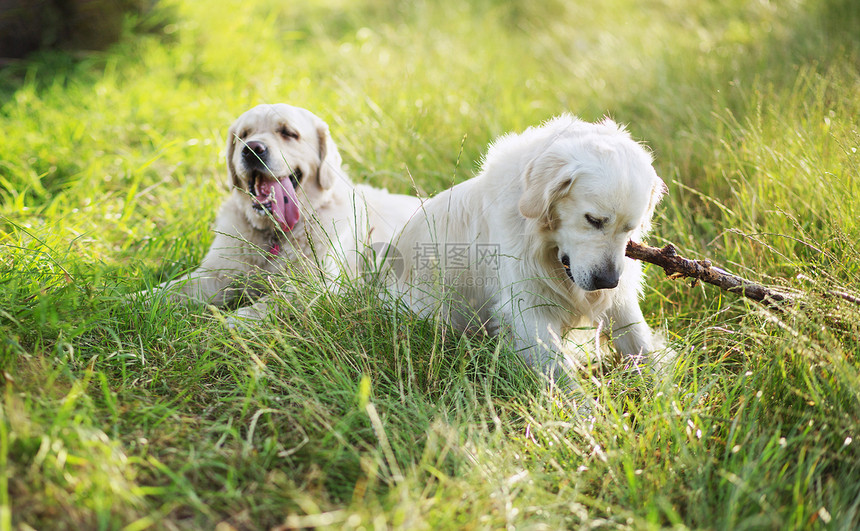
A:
[625, 241, 789, 306]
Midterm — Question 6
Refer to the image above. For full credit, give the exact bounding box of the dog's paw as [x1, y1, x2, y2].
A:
[224, 314, 245, 330]
[124, 289, 154, 308]
[125, 286, 190, 308]
[644, 331, 679, 381]
[222, 300, 272, 330]
[236, 301, 269, 321]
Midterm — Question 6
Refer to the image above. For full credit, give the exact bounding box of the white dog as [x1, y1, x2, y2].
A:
[388, 115, 670, 379]
[137, 103, 421, 321]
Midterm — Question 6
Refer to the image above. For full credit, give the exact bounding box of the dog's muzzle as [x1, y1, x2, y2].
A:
[588, 268, 620, 290]
[560, 254, 620, 291]
[242, 140, 268, 168]
[239, 140, 304, 231]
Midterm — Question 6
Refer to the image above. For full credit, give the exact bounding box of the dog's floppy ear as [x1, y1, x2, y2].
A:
[226, 122, 241, 189]
[518, 152, 574, 219]
[639, 175, 668, 233]
[316, 120, 343, 190]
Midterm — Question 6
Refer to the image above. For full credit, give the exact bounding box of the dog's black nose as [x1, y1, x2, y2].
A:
[591, 270, 620, 290]
[242, 141, 268, 165]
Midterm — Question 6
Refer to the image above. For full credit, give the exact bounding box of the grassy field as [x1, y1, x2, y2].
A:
[2, 0, 859, 528]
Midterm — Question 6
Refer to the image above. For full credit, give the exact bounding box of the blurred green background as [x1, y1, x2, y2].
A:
[1, 0, 859, 528]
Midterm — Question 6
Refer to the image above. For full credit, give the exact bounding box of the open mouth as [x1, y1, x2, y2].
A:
[247, 168, 303, 231]
[560, 254, 575, 283]
[249, 170, 301, 209]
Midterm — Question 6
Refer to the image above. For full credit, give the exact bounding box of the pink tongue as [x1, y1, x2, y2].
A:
[257, 177, 301, 231]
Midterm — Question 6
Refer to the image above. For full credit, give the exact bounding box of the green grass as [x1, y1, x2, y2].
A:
[2, 0, 860, 528]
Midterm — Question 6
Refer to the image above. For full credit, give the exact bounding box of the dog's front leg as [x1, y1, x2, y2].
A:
[604, 296, 654, 364]
[506, 307, 571, 380]
[152, 269, 235, 306]
[133, 232, 254, 307]
[505, 307, 600, 416]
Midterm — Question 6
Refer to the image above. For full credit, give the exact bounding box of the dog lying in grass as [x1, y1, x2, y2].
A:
[135, 103, 421, 322]
[388, 115, 673, 379]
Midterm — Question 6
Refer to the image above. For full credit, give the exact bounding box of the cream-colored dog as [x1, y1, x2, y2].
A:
[389, 115, 671, 379]
[138, 103, 421, 321]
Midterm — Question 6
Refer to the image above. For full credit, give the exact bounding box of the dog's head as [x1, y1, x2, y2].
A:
[226, 103, 343, 232]
[518, 117, 666, 292]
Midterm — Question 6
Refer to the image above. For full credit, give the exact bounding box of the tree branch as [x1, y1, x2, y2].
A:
[625, 241, 789, 307]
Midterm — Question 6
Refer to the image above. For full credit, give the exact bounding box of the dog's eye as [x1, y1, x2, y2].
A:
[239, 129, 250, 140]
[278, 126, 299, 140]
[585, 214, 606, 229]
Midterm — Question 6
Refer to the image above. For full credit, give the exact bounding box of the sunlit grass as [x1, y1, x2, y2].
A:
[2, 0, 859, 528]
